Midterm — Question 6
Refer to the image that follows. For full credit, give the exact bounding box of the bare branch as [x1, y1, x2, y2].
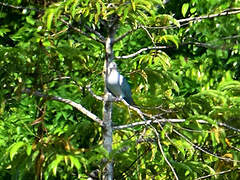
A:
[113, 119, 204, 130]
[0, 2, 43, 12]
[60, 19, 104, 44]
[151, 125, 179, 180]
[53, 76, 71, 81]
[218, 122, 240, 133]
[51, 28, 69, 37]
[86, 84, 104, 101]
[141, 25, 156, 46]
[173, 129, 240, 163]
[114, 27, 138, 43]
[114, 117, 240, 133]
[121, 99, 147, 121]
[182, 41, 239, 51]
[178, 8, 240, 23]
[145, 8, 240, 30]
[84, 25, 105, 41]
[22, 89, 104, 126]
[195, 168, 240, 180]
[115, 46, 169, 59]
[116, 33, 240, 60]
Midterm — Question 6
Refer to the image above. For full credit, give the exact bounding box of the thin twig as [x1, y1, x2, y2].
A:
[113, 119, 204, 130]
[173, 129, 240, 163]
[51, 28, 69, 37]
[195, 168, 240, 180]
[1, 2, 240, 31]
[150, 125, 179, 180]
[114, 27, 138, 43]
[121, 99, 146, 121]
[145, 8, 240, 30]
[115, 46, 168, 59]
[178, 9, 240, 23]
[22, 89, 104, 126]
[113, 118, 240, 133]
[218, 122, 240, 133]
[60, 19, 104, 44]
[84, 25, 105, 41]
[141, 25, 156, 46]
[0, 2, 44, 12]
[116, 34, 240, 60]
[86, 84, 104, 101]
[119, 144, 151, 179]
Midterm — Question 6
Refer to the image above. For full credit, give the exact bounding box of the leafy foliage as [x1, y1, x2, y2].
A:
[0, 0, 240, 179]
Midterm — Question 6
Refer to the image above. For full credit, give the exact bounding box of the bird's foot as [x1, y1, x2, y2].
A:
[115, 97, 123, 102]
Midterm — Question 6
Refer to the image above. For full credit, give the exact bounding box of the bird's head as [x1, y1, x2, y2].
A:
[108, 62, 117, 72]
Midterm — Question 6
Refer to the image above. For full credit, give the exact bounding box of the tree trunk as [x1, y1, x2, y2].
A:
[103, 28, 115, 180]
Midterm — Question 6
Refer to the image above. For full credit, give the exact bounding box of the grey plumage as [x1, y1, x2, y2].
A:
[106, 62, 135, 105]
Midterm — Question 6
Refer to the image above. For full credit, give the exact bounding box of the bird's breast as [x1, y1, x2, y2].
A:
[107, 71, 123, 97]
[107, 71, 120, 85]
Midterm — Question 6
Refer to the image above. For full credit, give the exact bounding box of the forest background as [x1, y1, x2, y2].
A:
[0, 0, 240, 179]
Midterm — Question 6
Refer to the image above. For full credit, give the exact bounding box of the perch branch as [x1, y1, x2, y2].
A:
[86, 84, 104, 101]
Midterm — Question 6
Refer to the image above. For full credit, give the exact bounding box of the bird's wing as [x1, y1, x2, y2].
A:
[120, 75, 134, 105]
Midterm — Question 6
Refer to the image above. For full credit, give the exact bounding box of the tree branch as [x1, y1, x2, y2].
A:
[115, 46, 168, 59]
[2, 2, 240, 32]
[113, 118, 240, 133]
[121, 99, 147, 121]
[114, 27, 138, 43]
[145, 8, 240, 29]
[60, 19, 104, 44]
[84, 25, 105, 42]
[172, 129, 240, 163]
[151, 125, 179, 180]
[195, 168, 240, 180]
[0, 2, 44, 12]
[178, 8, 240, 23]
[113, 119, 196, 130]
[22, 89, 104, 126]
[86, 84, 104, 101]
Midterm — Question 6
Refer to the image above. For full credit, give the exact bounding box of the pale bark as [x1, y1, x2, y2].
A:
[102, 24, 116, 180]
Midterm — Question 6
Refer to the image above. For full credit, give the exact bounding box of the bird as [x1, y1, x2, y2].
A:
[106, 62, 135, 105]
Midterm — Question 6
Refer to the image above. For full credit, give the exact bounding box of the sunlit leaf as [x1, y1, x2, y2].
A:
[182, 3, 189, 17]
[9, 142, 25, 161]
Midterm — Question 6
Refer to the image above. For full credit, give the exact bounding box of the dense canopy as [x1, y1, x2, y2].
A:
[0, 0, 240, 179]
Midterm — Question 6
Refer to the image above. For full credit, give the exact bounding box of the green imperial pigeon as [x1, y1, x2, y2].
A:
[106, 62, 135, 105]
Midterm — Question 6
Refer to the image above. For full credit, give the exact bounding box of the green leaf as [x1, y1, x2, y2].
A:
[131, 0, 136, 11]
[9, 142, 25, 160]
[0, 28, 10, 37]
[26, 144, 32, 156]
[69, 155, 81, 170]
[96, 2, 101, 15]
[182, 3, 189, 17]
[26, 16, 35, 25]
[47, 9, 55, 30]
[49, 155, 64, 176]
